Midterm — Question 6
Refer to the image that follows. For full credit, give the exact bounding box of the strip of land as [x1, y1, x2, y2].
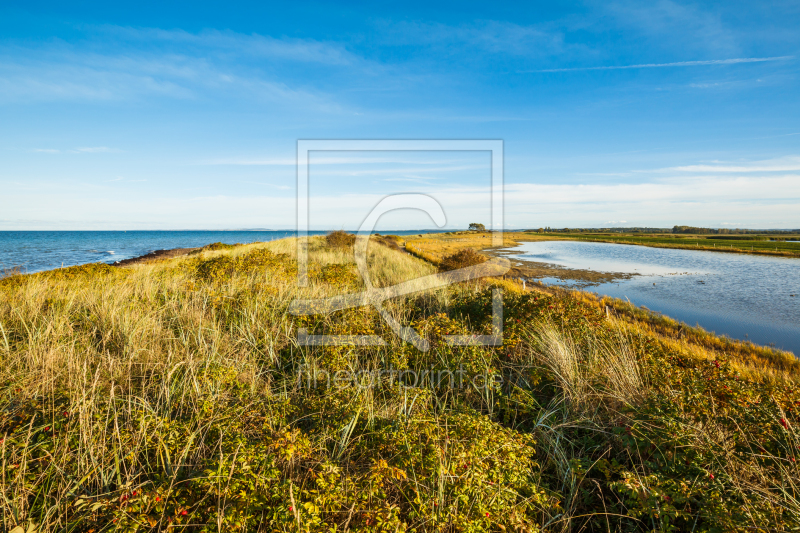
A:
[514, 230, 800, 257]
[112, 247, 200, 266]
[403, 232, 634, 284]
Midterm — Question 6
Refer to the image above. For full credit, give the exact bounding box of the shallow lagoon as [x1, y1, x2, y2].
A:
[512, 241, 800, 355]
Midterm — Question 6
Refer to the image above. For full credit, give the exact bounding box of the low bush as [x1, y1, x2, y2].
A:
[194, 247, 291, 282]
[325, 230, 356, 249]
[438, 248, 487, 272]
[202, 241, 239, 251]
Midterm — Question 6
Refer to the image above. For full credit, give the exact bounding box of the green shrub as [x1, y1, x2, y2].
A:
[194, 248, 291, 282]
[310, 263, 360, 287]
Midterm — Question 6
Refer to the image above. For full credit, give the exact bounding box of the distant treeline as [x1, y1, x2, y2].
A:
[671, 226, 800, 235]
[525, 227, 673, 234]
[521, 226, 800, 235]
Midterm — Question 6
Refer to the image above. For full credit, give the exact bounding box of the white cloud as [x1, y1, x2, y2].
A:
[201, 155, 486, 168]
[373, 19, 597, 62]
[522, 176, 796, 202]
[30, 146, 120, 154]
[2, 171, 799, 230]
[101, 26, 358, 66]
[384, 20, 565, 56]
[654, 156, 800, 173]
[0, 28, 354, 110]
[382, 176, 444, 183]
[201, 158, 298, 166]
[602, 0, 738, 54]
[321, 164, 485, 178]
[76, 146, 118, 153]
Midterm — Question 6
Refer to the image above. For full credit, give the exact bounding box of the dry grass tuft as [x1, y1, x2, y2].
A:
[438, 249, 487, 272]
[325, 230, 356, 249]
[526, 321, 646, 409]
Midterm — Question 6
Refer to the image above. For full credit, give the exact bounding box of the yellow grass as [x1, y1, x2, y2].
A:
[1, 235, 798, 531]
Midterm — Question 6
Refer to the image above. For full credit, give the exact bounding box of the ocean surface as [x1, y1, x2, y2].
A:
[511, 241, 800, 355]
[0, 230, 446, 274]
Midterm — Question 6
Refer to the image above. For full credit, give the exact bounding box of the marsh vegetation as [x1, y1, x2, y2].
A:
[1, 236, 798, 531]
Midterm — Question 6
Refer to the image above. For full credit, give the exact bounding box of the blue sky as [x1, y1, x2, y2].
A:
[1, 0, 799, 230]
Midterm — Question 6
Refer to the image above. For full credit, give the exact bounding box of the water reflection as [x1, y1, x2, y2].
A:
[511, 241, 800, 355]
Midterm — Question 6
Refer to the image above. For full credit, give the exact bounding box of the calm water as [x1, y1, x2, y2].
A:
[0, 230, 447, 274]
[513, 241, 800, 355]
[0, 231, 313, 273]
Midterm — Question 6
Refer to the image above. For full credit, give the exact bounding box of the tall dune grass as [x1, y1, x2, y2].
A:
[1, 236, 798, 531]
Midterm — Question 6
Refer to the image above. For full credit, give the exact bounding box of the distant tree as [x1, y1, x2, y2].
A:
[673, 225, 713, 235]
[537, 228, 544, 233]
[468, 223, 486, 232]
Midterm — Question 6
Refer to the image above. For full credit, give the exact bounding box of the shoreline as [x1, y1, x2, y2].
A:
[482, 242, 635, 286]
[111, 247, 200, 267]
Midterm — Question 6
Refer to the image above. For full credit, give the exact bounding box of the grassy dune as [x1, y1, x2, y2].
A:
[1, 237, 799, 532]
[404, 233, 519, 262]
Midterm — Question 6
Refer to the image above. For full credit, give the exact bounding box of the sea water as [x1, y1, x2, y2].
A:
[511, 240, 800, 355]
[0, 230, 444, 274]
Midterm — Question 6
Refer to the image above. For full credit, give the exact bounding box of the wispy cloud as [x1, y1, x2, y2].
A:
[379, 20, 575, 58]
[382, 176, 444, 183]
[0, 27, 355, 109]
[76, 146, 118, 153]
[100, 26, 359, 66]
[501, 175, 800, 204]
[202, 158, 298, 166]
[31, 147, 120, 154]
[526, 56, 793, 73]
[324, 165, 484, 178]
[601, 0, 739, 54]
[201, 156, 483, 167]
[653, 156, 800, 173]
